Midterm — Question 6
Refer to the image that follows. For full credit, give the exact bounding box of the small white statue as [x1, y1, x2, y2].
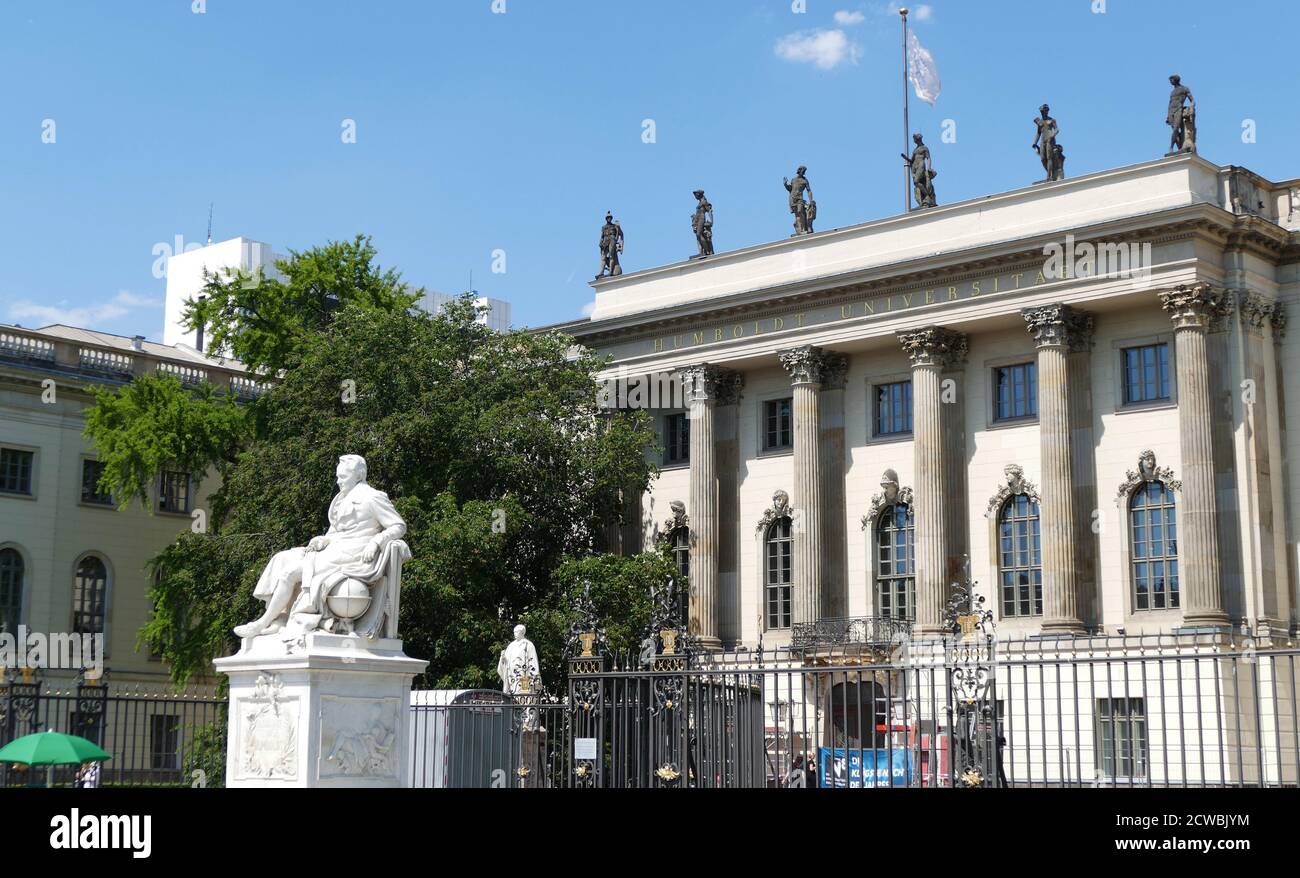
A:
[234, 454, 410, 643]
[497, 624, 541, 696]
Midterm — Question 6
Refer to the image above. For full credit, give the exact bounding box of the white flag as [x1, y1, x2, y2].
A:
[907, 31, 941, 106]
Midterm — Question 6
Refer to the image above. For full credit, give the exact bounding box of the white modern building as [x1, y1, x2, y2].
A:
[163, 237, 285, 351]
[422, 292, 512, 333]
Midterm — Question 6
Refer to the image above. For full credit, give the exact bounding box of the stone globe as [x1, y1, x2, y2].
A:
[327, 578, 372, 621]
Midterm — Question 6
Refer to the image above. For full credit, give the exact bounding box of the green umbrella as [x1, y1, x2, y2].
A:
[0, 730, 111, 766]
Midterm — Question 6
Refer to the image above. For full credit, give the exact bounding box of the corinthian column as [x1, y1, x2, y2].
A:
[1023, 304, 1094, 634]
[778, 346, 840, 628]
[897, 327, 969, 634]
[1160, 284, 1230, 627]
[680, 364, 743, 649]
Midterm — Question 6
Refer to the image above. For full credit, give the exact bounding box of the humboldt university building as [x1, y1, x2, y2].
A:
[553, 154, 1300, 786]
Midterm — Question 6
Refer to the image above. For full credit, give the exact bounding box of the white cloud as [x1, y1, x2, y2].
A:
[834, 9, 866, 25]
[775, 29, 862, 71]
[8, 290, 162, 328]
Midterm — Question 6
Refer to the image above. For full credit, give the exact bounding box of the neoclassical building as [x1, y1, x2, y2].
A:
[553, 153, 1300, 651]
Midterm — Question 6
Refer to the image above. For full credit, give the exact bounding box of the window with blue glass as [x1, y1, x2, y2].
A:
[764, 399, 794, 452]
[765, 518, 794, 630]
[1122, 343, 1171, 405]
[998, 494, 1043, 617]
[874, 381, 913, 437]
[994, 362, 1038, 421]
[663, 413, 690, 465]
[1130, 482, 1179, 611]
[876, 504, 915, 620]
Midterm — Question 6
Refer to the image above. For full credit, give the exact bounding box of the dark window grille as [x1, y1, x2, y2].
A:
[664, 413, 690, 465]
[1131, 482, 1179, 611]
[0, 448, 34, 495]
[72, 556, 107, 636]
[159, 470, 192, 514]
[998, 494, 1043, 617]
[0, 548, 23, 636]
[765, 518, 793, 630]
[81, 460, 113, 506]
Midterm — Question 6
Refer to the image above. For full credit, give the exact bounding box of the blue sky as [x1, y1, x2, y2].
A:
[1, 0, 1296, 337]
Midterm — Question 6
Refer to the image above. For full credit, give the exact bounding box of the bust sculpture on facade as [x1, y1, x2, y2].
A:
[233, 454, 409, 643]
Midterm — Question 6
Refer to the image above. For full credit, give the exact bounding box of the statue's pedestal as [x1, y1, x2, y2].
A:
[214, 632, 428, 788]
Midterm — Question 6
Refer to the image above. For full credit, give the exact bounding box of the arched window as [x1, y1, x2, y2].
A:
[1131, 482, 1179, 610]
[765, 518, 793, 630]
[0, 548, 23, 636]
[876, 504, 915, 620]
[670, 526, 690, 583]
[73, 555, 108, 636]
[998, 495, 1042, 617]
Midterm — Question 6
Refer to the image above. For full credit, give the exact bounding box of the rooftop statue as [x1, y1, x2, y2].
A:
[902, 133, 937, 209]
[784, 166, 816, 236]
[597, 212, 624, 278]
[233, 454, 409, 643]
[1166, 74, 1197, 155]
[1032, 104, 1065, 182]
[691, 190, 715, 258]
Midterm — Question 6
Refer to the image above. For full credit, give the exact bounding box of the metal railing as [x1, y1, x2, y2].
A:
[791, 616, 915, 650]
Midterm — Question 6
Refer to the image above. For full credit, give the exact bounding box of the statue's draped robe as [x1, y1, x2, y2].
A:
[497, 638, 541, 695]
[253, 483, 407, 619]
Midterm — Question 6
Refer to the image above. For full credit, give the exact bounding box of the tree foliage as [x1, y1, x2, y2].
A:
[138, 293, 658, 689]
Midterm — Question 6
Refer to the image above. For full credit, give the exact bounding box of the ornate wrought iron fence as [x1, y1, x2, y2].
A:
[0, 674, 224, 787]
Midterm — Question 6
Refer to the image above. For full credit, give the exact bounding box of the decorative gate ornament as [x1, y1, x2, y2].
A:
[944, 560, 1000, 789]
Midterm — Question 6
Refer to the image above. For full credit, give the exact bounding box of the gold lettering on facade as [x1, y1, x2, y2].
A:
[1035, 271, 1046, 285]
[972, 280, 982, 295]
[733, 325, 744, 338]
[714, 328, 724, 341]
[654, 338, 665, 352]
[925, 290, 935, 305]
[902, 293, 913, 307]
[794, 313, 806, 327]
[774, 317, 785, 331]
[948, 286, 959, 301]
[1012, 273, 1024, 289]
[693, 331, 705, 345]
[864, 300, 875, 315]
[842, 304, 853, 319]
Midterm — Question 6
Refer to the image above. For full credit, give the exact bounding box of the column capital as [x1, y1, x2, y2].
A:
[679, 364, 744, 405]
[1237, 291, 1288, 340]
[1158, 283, 1231, 332]
[1022, 304, 1095, 352]
[896, 326, 969, 369]
[822, 353, 849, 391]
[778, 345, 839, 386]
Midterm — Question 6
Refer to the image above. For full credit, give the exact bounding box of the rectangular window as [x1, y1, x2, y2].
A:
[150, 715, 181, 771]
[0, 448, 34, 495]
[874, 381, 913, 437]
[663, 413, 690, 465]
[1122, 343, 1171, 405]
[764, 399, 794, 452]
[81, 460, 114, 506]
[1095, 698, 1148, 780]
[994, 363, 1038, 421]
[159, 471, 192, 514]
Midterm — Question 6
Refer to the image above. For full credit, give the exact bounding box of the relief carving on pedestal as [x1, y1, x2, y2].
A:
[319, 696, 400, 780]
[238, 673, 298, 781]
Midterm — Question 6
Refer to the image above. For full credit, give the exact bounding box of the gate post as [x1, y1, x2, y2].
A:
[943, 565, 999, 788]
[566, 582, 606, 789]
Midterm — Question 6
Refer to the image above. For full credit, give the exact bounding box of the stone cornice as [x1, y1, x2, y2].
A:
[1022, 304, 1096, 352]
[985, 464, 1041, 518]
[897, 326, 969, 369]
[561, 203, 1261, 347]
[1158, 283, 1232, 332]
[1115, 450, 1181, 504]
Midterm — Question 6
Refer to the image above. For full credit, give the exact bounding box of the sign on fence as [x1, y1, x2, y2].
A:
[818, 748, 912, 788]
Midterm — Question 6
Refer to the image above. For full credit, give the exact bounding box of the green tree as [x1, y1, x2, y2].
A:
[136, 294, 657, 689]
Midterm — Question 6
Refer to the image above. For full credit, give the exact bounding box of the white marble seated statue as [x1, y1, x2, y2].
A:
[234, 454, 409, 643]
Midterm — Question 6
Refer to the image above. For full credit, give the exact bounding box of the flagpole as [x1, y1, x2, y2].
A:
[901, 7, 911, 212]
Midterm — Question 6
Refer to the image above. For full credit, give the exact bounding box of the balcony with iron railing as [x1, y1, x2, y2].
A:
[791, 616, 915, 652]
